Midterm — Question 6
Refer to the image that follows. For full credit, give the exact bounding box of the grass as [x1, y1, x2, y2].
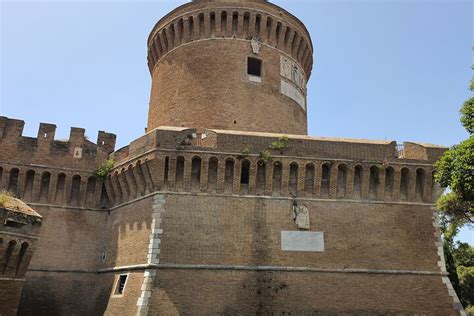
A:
[0, 190, 15, 207]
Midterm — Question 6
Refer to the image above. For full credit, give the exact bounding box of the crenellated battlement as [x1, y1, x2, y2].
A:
[0, 123, 445, 210]
[0, 116, 116, 170]
[98, 127, 447, 207]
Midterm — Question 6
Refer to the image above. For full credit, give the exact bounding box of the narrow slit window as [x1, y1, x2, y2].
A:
[115, 274, 128, 295]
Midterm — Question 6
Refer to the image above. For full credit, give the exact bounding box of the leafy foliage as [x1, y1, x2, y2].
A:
[435, 70, 474, 225]
[435, 136, 474, 225]
[269, 136, 290, 153]
[441, 222, 474, 308]
[461, 97, 474, 134]
[436, 70, 474, 310]
[258, 150, 272, 165]
[94, 160, 114, 180]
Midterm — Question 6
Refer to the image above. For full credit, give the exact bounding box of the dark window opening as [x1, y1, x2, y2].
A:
[4, 220, 24, 228]
[115, 274, 128, 295]
[247, 57, 262, 77]
[240, 160, 250, 185]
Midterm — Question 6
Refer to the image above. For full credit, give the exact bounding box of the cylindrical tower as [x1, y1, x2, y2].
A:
[146, 0, 313, 135]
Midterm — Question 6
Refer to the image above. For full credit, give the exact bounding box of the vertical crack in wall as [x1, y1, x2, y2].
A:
[431, 209, 466, 316]
[136, 194, 165, 316]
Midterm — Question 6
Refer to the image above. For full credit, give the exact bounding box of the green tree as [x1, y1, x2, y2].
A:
[435, 76, 474, 226]
[458, 263, 474, 308]
[436, 72, 474, 310]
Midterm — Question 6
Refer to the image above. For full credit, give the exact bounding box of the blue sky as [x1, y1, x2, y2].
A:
[1, 0, 472, 243]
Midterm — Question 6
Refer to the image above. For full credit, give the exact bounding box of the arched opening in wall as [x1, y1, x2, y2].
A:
[296, 41, 304, 62]
[127, 166, 138, 199]
[283, 27, 291, 49]
[163, 157, 170, 190]
[384, 167, 395, 201]
[255, 14, 261, 37]
[198, 13, 205, 38]
[2, 240, 17, 274]
[289, 162, 298, 197]
[112, 172, 123, 204]
[39, 171, 51, 203]
[304, 163, 315, 197]
[120, 170, 131, 199]
[221, 11, 227, 36]
[23, 170, 35, 201]
[240, 159, 250, 195]
[275, 22, 282, 47]
[256, 161, 266, 195]
[134, 160, 147, 195]
[85, 176, 97, 207]
[272, 161, 282, 197]
[232, 12, 238, 36]
[168, 24, 175, 50]
[69, 175, 81, 206]
[243, 12, 250, 39]
[55, 173, 66, 204]
[7, 168, 19, 196]
[176, 156, 185, 191]
[353, 166, 363, 200]
[99, 183, 110, 209]
[336, 164, 348, 199]
[162, 30, 169, 53]
[291, 33, 299, 56]
[155, 35, 163, 57]
[177, 18, 184, 45]
[191, 156, 202, 192]
[400, 168, 410, 201]
[369, 166, 379, 200]
[210, 12, 216, 36]
[224, 159, 235, 194]
[415, 168, 426, 202]
[15, 242, 28, 276]
[106, 175, 116, 204]
[266, 17, 273, 42]
[189, 16, 195, 41]
[320, 163, 331, 198]
[208, 157, 218, 193]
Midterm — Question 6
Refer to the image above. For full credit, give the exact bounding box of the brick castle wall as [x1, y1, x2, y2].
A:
[0, 118, 457, 315]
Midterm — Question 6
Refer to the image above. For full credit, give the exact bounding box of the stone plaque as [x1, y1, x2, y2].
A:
[281, 80, 306, 110]
[280, 55, 306, 92]
[281, 231, 324, 252]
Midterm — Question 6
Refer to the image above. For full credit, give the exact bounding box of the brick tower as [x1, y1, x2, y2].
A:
[147, 0, 312, 134]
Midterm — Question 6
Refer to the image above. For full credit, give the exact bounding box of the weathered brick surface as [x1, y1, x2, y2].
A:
[149, 270, 457, 315]
[159, 195, 440, 271]
[104, 272, 145, 316]
[0, 0, 461, 315]
[102, 197, 154, 269]
[147, 0, 313, 134]
[0, 280, 24, 316]
[18, 272, 112, 315]
[148, 39, 308, 134]
[27, 205, 108, 270]
[151, 270, 456, 315]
